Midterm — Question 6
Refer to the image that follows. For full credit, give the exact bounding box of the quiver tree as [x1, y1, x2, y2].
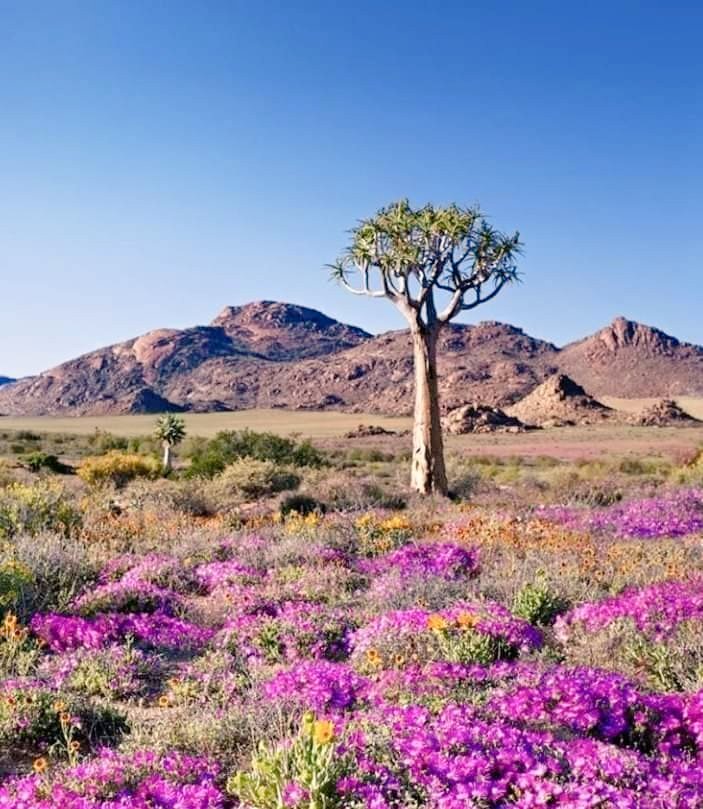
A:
[154, 413, 186, 472]
[331, 200, 522, 496]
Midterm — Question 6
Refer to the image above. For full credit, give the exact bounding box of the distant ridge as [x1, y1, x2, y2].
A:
[0, 377, 14, 387]
[0, 305, 701, 417]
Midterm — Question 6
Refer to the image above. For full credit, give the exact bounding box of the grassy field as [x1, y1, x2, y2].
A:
[0, 409, 412, 440]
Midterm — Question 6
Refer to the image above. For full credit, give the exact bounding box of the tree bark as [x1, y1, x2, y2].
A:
[410, 326, 448, 495]
[162, 442, 172, 472]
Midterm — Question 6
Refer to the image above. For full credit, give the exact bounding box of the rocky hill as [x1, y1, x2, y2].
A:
[558, 317, 703, 398]
[506, 374, 614, 427]
[0, 306, 701, 417]
[211, 302, 369, 360]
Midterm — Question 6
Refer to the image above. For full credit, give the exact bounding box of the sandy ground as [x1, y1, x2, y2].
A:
[1, 407, 701, 462]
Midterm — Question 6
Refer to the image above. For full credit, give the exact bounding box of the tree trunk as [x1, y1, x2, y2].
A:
[410, 327, 448, 495]
[162, 442, 172, 472]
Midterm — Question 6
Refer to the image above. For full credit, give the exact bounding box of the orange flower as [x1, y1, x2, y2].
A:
[456, 612, 478, 630]
[365, 648, 381, 667]
[53, 700, 67, 713]
[32, 757, 48, 774]
[158, 695, 171, 708]
[313, 719, 335, 745]
[427, 614, 448, 632]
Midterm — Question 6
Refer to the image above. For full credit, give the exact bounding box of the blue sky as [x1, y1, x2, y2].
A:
[1, 1, 701, 377]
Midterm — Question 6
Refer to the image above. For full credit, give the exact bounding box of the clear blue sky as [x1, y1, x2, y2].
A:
[1, 1, 701, 377]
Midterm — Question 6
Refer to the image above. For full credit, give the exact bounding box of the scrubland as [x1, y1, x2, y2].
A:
[0, 422, 702, 806]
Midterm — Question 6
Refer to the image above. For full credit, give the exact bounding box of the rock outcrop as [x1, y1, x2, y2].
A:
[627, 399, 702, 427]
[443, 404, 530, 434]
[506, 374, 613, 427]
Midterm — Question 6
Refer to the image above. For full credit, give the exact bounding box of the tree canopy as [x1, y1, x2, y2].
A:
[330, 199, 522, 328]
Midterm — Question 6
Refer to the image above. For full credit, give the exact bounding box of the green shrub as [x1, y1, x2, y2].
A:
[21, 451, 70, 474]
[186, 430, 325, 478]
[513, 575, 567, 625]
[228, 714, 345, 809]
[87, 430, 129, 454]
[215, 460, 300, 500]
[0, 482, 81, 539]
[0, 559, 34, 614]
[77, 451, 161, 488]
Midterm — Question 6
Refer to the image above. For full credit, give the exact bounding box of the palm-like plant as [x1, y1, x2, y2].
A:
[154, 414, 186, 472]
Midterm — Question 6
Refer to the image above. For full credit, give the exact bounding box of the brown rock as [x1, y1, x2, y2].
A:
[627, 399, 702, 427]
[443, 403, 530, 434]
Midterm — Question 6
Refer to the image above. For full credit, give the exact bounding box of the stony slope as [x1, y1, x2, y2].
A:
[0, 307, 701, 417]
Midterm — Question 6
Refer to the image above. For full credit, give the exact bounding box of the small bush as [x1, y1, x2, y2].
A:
[279, 494, 323, 517]
[0, 559, 34, 613]
[78, 452, 161, 488]
[21, 452, 70, 474]
[185, 430, 325, 478]
[214, 460, 300, 500]
[0, 482, 81, 539]
[0, 460, 16, 488]
[14, 431, 41, 442]
[11, 532, 99, 614]
[513, 575, 567, 626]
[87, 430, 129, 454]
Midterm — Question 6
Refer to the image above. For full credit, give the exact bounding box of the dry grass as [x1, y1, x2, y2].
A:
[0, 410, 411, 440]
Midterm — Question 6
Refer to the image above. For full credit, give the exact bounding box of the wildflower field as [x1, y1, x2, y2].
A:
[0, 432, 703, 807]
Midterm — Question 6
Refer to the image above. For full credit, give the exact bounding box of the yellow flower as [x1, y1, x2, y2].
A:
[32, 757, 48, 774]
[427, 614, 448, 632]
[53, 700, 67, 713]
[313, 719, 335, 745]
[365, 648, 381, 667]
[158, 695, 171, 708]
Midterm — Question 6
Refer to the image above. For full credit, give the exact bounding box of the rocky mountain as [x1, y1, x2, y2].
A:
[558, 317, 703, 398]
[0, 306, 701, 417]
[211, 302, 370, 360]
